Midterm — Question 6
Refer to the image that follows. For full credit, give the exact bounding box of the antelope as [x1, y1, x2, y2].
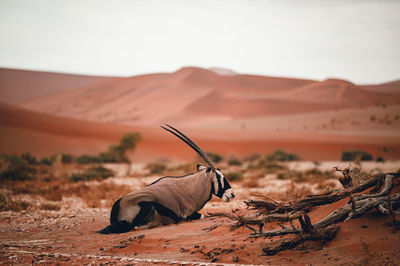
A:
[98, 124, 235, 234]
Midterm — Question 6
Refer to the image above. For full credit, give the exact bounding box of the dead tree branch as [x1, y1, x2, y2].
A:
[213, 172, 399, 255]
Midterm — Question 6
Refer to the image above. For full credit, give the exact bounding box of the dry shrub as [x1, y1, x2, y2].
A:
[277, 168, 336, 183]
[61, 182, 133, 208]
[226, 171, 244, 182]
[348, 167, 371, 186]
[277, 170, 304, 182]
[39, 202, 61, 211]
[227, 157, 242, 166]
[284, 183, 313, 201]
[265, 150, 300, 162]
[3, 173, 132, 209]
[146, 162, 167, 175]
[0, 193, 32, 211]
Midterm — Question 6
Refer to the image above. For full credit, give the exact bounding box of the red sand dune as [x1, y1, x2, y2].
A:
[1, 67, 400, 160]
[361, 79, 400, 94]
[1, 103, 399, 161]
[0, 68, 114, 104]
[19, 67, 400, 127]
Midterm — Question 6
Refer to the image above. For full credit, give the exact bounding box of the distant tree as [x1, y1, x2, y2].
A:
[117, 133, 142, 174]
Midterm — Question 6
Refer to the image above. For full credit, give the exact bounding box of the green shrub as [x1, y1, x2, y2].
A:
[39, 157, 53, 165]
[0, 154, 36, 182]
[376, 156, 384, 162]
[257, 160, 286, 173]
[74, 132, 142, 164]
[226, 171, 243, 181]
[206, 152, 223, 163]
[21, 152, 37, 164]
[341, 150, 373, 161]
[147, 163, 167, 175]
[61, 153, 74, 164]
[70, 166, 114, 182]
[266, 150, 300, 162]
[76, 154, 100, 164]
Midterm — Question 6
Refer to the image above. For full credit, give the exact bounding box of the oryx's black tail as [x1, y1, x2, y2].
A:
[97, 198, 133, 234]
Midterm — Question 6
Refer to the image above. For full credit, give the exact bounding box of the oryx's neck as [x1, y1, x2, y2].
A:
[179, 170, 212, 211]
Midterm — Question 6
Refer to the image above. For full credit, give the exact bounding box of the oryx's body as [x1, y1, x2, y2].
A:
[98, 125, 234, 234]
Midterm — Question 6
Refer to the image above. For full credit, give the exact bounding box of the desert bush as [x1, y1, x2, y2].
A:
[277, 170, 305, 182]
[21, 152, 37, 164]
[304, 168, 336, 180]
[227, 157, 242, 166]
[376, 156, 384, 162]
[226, 171, 243, 182]
[0, 193, 31, 211]
[0, 193, 7, 210]
[38, 157, 53, 165]
[266, 150, 300, 162]
[277, 168, 335, 183]
[76, 154, 100, 164]
[75, 132, 141, 164]
[39, 202, 61, 211]
[0, 154, 36, 182]
[341, 150, 373, 161]
[146, 162, 167, 175]
[257, 160, 287, 173]
[206, 152, 223, 163]
[70, 166, 114, 182]
[61, 153, 74, 164]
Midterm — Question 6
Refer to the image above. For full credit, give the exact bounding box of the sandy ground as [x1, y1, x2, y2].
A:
[1, 162, 400, 265]
[1, 202, 399, 265]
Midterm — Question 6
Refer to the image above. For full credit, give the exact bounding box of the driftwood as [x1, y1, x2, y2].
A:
[209, 170, 400, 255]
[244, 172, 387, 214]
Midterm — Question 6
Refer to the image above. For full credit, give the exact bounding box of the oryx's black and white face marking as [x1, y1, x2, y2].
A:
[198, 165, 235, 202]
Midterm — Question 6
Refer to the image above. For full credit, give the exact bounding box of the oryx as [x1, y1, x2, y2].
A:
[98, 124, 235, 234]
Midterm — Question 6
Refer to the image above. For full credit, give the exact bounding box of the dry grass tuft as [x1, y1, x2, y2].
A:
[39, 202, 61, 211]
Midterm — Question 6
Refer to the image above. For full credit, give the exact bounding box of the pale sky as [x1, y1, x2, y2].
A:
[0, 0, 399, 84]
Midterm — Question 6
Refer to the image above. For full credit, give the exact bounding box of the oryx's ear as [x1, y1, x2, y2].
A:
[197, 164, 207, 171]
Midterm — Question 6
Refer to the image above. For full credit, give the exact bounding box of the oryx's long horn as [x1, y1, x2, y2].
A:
[161, 124, 216, 169]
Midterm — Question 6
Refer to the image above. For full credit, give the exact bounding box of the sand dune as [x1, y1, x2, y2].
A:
[2, 67, 399, 160]
[361, 79, 400, 94]
[19, 67, 400, 128]
[1, 103, 399, 161]
[0, 68, 114, 104]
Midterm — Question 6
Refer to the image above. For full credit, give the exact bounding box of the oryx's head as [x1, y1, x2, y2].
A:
[197, 164, 235, 202]
[161, 124, 235, 202]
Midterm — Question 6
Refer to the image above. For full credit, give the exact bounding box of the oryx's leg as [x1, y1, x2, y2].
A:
[186, 211, 203, 221]
[134, 202, 179, 229]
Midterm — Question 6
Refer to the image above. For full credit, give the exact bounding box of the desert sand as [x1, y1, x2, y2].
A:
[1, 162, 399, 265]
[1, 67, 400, 161]
[1, 67, 400, 265]
[0, 68, 113, 104]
